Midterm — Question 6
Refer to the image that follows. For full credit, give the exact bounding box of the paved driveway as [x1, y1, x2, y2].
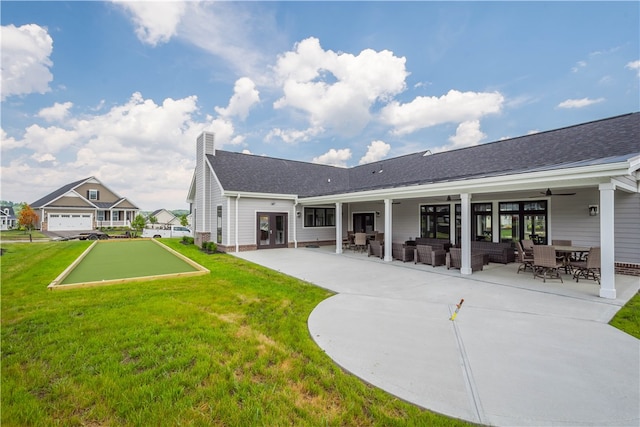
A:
[233, 247, 639, 426]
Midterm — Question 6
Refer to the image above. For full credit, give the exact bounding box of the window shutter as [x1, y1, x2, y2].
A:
[97, 191, 100, 200]
[87, 190, 90, 199]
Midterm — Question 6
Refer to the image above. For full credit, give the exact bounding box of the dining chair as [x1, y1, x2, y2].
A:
[346, 231, 355, 251]
[521, 239, 534, 254]
[515, 241, 534, 274]
[354, 232, 367, 253]
[569, 247, 601, 284]
[532, 245, 563, 283]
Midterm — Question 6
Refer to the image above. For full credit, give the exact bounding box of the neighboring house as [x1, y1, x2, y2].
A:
[187, 113, 640, 299]
[0, 206, 17, 230]
[31, 177, 139, 231]
[147, 209, 181, 229]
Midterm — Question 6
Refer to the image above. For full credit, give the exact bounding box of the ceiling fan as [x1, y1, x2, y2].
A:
[533, 188, 576, 197]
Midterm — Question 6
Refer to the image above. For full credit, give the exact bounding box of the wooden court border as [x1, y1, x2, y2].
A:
[48, 238, 210, 290]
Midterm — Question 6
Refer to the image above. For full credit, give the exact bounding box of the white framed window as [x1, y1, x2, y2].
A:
[88, 189, 99, 200]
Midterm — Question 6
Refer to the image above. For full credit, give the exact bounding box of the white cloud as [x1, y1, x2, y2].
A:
[571, 60, 587, 73]
[359, 140, 391, 165]
[0, 128, 20, 150]
[31, 152, 56, 163]
[214, 77, 260, 120]
[448, 120, 486, 148]
[379, 89, 504, 135]
[37, 102, 73, 123]
[557, 97, 605, 109]
[273, 37, 408, 136]
[0, 24, 53, 100]
[626, 60, 640, 77]
[265, 126, 324, 144]
[112, 0, 186, 46]
[175, 2, 280, 80]
[1, 92, 249, 210]
[312, 148, 352, 168]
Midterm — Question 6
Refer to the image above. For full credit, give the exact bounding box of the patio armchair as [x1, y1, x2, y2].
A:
[532, 245, 563, 283]
[446, 248, 484, 272]
[569, 247, 600, 284]
[515, 241, 534, 274]
[392, 243, 414, 262]
[368, 240, 384, 259]
[414, 244, 446, 267]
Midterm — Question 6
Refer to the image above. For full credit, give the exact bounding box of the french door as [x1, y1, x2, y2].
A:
[353, 213, 374, 234]
[257, 212, 288, 249]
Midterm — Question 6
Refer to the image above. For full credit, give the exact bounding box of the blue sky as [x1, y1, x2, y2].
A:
[2, 1, 639, 211]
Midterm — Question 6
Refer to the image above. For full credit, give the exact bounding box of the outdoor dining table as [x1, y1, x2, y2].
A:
[554, 245, 590, 271]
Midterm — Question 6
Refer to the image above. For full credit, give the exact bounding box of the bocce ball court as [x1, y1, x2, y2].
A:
[49, 239, 209, 289]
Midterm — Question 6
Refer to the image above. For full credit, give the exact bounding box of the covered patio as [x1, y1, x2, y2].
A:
[233, 245, 639, 426]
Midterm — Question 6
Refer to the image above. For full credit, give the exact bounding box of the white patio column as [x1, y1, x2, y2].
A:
[335, 202, 343, 254]
[460, 193, 472, 275]
[384, 199, 393, 262]
[234, 195, 239, 252]
[599, 183, 616, 299]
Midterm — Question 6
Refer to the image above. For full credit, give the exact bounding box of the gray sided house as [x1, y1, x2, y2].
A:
[0, 206, 17, 230]
[31, 176, 139, 231]
[187, 113, 640, 299]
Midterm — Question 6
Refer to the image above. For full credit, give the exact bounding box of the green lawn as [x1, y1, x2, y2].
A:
[61, 240, 197, 284]
[1, 241, 474, 426]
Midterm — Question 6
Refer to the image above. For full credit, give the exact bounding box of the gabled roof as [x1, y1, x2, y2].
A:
[345, 112, 640, 194]
[208, 112, 640, 197]
[31, 177, 91, 207]
[207, 152, 350, 197]
[0, 206, 16, 219]
[31, 176, 139, 209]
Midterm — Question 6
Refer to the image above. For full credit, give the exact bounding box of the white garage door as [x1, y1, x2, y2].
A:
[48, 213, 93, 231]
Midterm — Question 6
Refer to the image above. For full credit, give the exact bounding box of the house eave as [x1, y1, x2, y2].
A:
[299, 160, 637, 204]
[222, 191, 298, 201]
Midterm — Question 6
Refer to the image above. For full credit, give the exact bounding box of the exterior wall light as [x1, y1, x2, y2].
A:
[589, 205, 599, 216]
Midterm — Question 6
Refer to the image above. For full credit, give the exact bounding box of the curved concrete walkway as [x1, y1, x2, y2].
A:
[233, 247, 639, 426]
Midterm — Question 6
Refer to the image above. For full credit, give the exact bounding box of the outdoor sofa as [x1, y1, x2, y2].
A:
[415, 237, 452, 252]
[469, 241, 515, 264]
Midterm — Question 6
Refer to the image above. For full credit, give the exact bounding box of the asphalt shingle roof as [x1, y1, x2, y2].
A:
[30, 177, 91, 207]
[208, 113, 640, 197]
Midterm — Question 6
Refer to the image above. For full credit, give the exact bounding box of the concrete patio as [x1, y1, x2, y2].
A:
[233, 245, 639, 426]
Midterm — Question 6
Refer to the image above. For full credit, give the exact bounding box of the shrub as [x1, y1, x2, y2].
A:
[181, 236, 194, 245]
[201, 241, 216, 253]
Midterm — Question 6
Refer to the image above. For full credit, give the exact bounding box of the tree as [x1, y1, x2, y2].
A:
[179, 214, 188, 227]
[131, 214, 147, 237]
[148, 215, 158, 226]
[18, 204, 38, 242]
